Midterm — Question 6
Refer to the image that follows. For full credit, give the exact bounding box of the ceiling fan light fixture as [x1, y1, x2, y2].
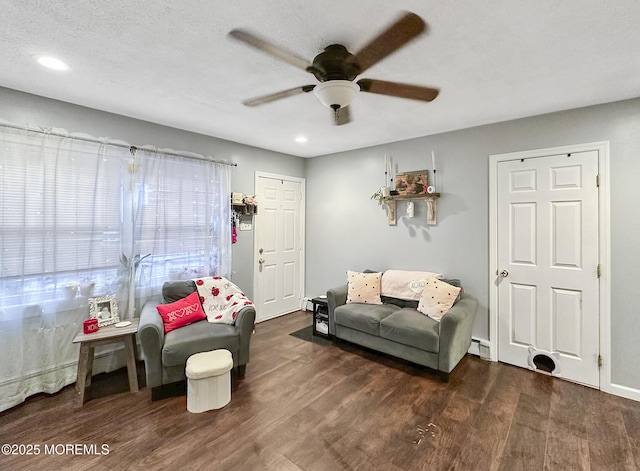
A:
[313, 80, 360, 109]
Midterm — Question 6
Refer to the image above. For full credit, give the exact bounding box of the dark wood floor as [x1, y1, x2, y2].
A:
[1, 311, 640, 471]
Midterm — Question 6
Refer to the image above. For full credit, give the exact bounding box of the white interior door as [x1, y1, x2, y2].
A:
[254, 173, 304, 322]
[497, 150, 600, 387]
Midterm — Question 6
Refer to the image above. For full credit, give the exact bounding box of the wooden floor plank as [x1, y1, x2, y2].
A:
[1, 310, 640, 471]
[586, 390, 638, 470]
[541, 376, 593, 470]
[497, 390, 551, 471]
[449, 364, 531, 471]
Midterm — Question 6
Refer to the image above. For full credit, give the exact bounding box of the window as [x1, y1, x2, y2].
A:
[0, 133, 125, 319]
[131, 149, 231, 295]
[0, 125, 231, 412]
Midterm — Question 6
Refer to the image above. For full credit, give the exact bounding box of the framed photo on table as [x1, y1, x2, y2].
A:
[88, 294, 120, 327]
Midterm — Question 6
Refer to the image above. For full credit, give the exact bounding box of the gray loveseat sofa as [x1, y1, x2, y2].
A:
[327, 276, 477, 381]
[139, 280, 255, 400]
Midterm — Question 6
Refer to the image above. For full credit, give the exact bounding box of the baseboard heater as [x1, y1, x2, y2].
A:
[469, 337, 491, 360]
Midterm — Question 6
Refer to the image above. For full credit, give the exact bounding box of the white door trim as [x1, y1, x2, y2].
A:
[253, 171, 306, 320]
[489, 141, 611, 392]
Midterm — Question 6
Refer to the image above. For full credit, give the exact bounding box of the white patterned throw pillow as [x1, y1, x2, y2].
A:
[346, 270, 383, 304]
[417, 277, 461, 321]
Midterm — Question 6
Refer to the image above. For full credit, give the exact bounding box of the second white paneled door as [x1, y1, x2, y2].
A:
[497, 150, 600, 387]
[254, 173, 304, 322]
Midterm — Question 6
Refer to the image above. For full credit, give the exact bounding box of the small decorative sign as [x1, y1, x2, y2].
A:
[394, 170, 429, 196]
[88, 294, 120, 327]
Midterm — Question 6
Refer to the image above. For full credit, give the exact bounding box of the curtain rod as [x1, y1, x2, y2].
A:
[0, 121, 238, 167]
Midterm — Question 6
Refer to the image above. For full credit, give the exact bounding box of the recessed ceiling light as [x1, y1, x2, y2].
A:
[295, 136, 308, 143]
[34, 55, 70, 71]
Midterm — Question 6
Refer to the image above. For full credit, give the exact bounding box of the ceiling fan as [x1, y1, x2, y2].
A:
[228, 11, 439, 125]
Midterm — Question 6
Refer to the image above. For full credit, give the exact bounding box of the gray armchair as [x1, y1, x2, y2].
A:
[138, 280, 255, 400]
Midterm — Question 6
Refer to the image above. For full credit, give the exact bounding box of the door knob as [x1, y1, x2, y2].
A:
[259, 248, 264, 254]
[499, 269, 509, 277]
[259, 258, 265, 264]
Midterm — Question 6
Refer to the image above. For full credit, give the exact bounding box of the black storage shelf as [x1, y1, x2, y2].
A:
[311, 296, 330, 339]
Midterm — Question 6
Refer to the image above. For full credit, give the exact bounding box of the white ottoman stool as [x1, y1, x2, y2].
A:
[185, 349, 233, 413]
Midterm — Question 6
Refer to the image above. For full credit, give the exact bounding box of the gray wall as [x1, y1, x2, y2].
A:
[0, 87, 304, 298]
[305, 97, 640, 391]
[3, 86, 639, 391]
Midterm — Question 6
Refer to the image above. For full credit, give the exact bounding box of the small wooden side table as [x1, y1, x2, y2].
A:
[72, 318, 140, 407]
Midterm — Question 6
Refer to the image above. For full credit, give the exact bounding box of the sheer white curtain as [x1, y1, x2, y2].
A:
[0, 125, 130, 412]
[0, 124, 231, 412]
[128, 147, 232, 311]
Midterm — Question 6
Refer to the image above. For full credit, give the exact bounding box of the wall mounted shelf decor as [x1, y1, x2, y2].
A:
[374, 155, 441, 226]
[384, 193, 440, 226]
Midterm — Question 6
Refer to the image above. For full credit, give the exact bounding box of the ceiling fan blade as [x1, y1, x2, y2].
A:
[334, 106, 351, 125]
[229, 29, 312, 71]
[242, 85, 315, 107]
[357, 79, 439, 102]
[352, 12, 426, 74]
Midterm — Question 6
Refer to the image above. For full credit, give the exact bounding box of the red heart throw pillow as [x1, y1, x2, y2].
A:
[156, 291, 206, 334]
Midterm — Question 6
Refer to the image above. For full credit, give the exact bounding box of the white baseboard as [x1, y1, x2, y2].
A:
[603, 382, 640, 402]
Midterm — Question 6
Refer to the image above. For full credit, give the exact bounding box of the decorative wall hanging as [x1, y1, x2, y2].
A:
[231, 192, 258, 237]
[406, 201, 415, 218]
[371, 151, 442, 226]
[394, 170, 429, 196]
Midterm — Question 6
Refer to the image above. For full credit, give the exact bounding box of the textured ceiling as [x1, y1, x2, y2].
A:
[1, 1, 640, 157]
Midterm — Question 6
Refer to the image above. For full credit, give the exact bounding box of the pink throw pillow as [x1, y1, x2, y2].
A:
[156, 291, 207, 334]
